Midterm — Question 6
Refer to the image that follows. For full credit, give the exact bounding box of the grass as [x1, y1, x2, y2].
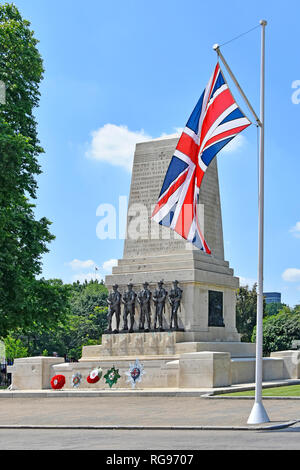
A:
[220, 385, 300, 397]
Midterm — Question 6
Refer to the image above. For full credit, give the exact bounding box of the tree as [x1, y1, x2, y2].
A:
[70, 279, 108, 316]
[265, 302, 286, 316]
[252, 309, 300, 355]
[0, 4, 54, 336]
[56, 280, 108, 359]
[8, 280, 108, 360]
[236, 284, 266, 342]
[4, 335, 28, 359]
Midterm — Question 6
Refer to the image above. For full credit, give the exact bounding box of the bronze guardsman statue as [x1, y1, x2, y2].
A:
[137, 281, 152, 332]
[153, 280, 168, 331]
[106, 284, 121, 333]
[169, 280, 183, 330]
[122, 283, 137, 333]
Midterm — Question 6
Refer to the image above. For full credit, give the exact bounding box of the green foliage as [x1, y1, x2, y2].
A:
[6, 280, 108, 361]
[235, 284, 265, 342]
[265, 302, 286, 316]
[4, 335, 28, 359]
[70, 279, 108, 315]
[1, 278, 71, 338]
[252, 308, 300, 355]
[0, 5, 108, 358]
[0, 3, 54, 336]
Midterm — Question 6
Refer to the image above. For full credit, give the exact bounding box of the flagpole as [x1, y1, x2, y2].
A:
[212, 45, 261, 127]
[213, 20, 269, 424]
[247, 19, 269, 424]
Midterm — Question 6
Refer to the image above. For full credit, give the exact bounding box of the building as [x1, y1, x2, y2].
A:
[263, 292, 281, 304]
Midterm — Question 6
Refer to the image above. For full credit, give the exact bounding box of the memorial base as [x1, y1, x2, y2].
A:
[8, 343, 299, 390]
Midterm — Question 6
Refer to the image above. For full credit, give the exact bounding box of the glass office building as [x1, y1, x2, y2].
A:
[263, 292, 281, 304]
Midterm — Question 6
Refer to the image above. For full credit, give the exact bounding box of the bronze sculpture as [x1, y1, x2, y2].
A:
[106, 284, 121, 333]
[137, 281, 152, 331]
[153, 280, 168, 331]
[169, 280, 183, 330]
[122, 283, 137, 333]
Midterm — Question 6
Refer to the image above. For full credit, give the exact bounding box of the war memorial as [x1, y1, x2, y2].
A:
[8, 137, 300, 391]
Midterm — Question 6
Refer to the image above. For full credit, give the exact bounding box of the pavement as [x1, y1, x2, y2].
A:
[0, 393, 300, 449]
[0, 391, 299, 428]
[2, 378, 300, 398]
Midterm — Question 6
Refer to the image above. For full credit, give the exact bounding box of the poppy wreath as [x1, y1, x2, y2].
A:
[87, 367, 102, 384]
[87, 375, 99, 384]
[50, 374, 65, 390]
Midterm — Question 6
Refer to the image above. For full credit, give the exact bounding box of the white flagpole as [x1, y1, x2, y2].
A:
[247, 19, 269, 424]
[213, 20, 269, 424]
[212, 45, 261, 127]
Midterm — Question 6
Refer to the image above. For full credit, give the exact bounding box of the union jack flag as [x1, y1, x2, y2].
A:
[151, 63, 251, 253]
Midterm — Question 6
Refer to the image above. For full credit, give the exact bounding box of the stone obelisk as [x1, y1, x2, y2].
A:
[105, 136, 240, 342]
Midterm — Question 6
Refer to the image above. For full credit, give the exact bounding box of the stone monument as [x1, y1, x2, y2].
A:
[77, 136, 259, 389]
[104, 136, 240, 342]
[9, 136, 298, 390]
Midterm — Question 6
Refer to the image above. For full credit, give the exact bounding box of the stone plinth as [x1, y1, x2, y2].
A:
[7, 344, 299, 390]
[106, 252, 240, 340]
[231, 357, 284, 384]
[179, 352, 232, 388]
[80, 332, 255, 362]
[270, 351, 300, 379]
[7, 356, 63, 390]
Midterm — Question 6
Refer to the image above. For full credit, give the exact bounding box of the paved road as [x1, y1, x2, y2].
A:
[1, 427, 300, 450]
[1, 396, 299, 426]
[0, 396, 300, 449]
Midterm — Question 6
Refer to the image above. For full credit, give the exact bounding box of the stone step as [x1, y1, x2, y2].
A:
[175, 341, 256, 358]
[112, 259, 233, 276]
[118, 252, 230, 268]
[106, 268, 239, 289]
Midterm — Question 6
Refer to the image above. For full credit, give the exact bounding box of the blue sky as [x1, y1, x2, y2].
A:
[8, 0, 300, 306]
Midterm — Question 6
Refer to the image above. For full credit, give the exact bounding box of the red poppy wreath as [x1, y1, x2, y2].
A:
[86, 375, 99, 384]
[86, 367, 102, 384]
[50, 374, 65, 390]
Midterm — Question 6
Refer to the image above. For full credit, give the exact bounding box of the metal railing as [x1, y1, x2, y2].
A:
[0, 359, 13, 388]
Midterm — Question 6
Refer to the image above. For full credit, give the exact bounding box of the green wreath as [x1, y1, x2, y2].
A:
[104, 366, 121, 388]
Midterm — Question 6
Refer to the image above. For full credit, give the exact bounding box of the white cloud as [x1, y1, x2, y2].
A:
[72, 272, 104, 283]
[290, 222, 300, 238]
[282, 268, 300, 282]
[67, 259, 96, 270]
[102, 258, 118, 272]
[85, 121, 246, 173]
[85, 124, 152, 172]
[239, 276, 257, 287]
[85, 124, 183, 172]
[220, 134, 247, 154]
[67, 257, 118, 284]
[154, 127, 182, 140]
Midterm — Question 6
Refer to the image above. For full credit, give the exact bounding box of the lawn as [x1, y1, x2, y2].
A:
[220, 385, 300, 397]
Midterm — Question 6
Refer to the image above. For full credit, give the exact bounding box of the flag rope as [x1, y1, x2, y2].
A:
[219, 24, 260, 48]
